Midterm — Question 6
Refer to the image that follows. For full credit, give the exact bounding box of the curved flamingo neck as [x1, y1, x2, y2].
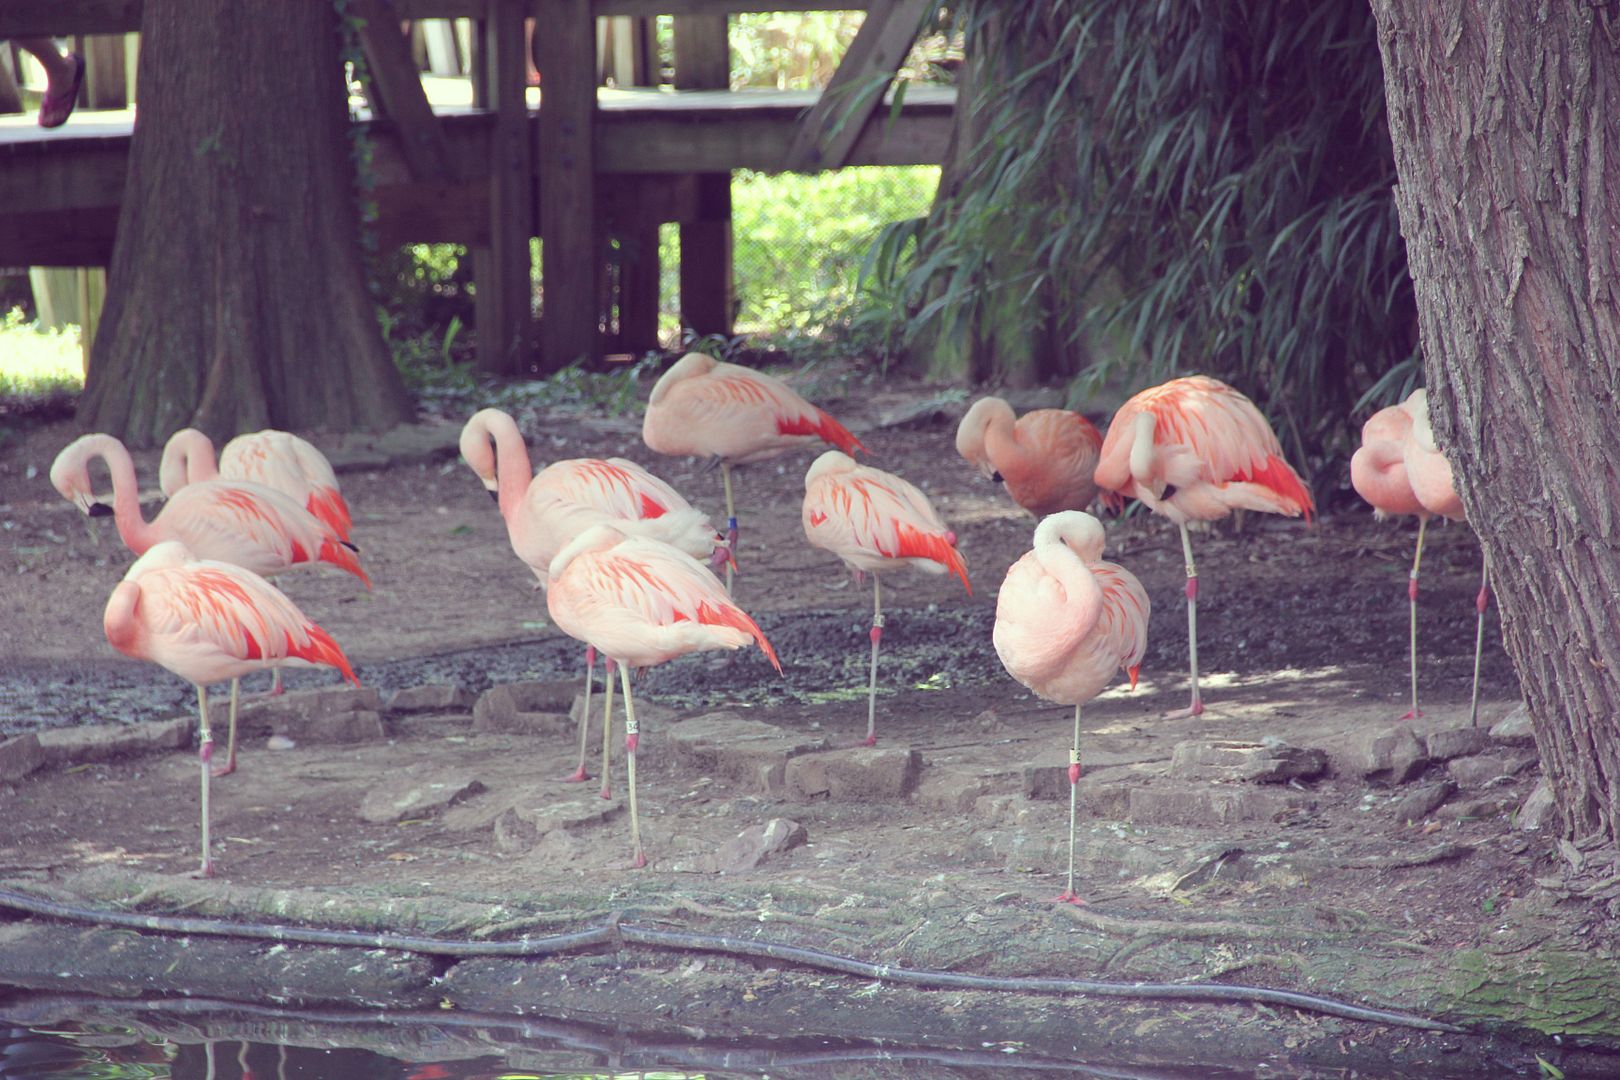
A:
[981, 408, 1026, 475]
[91, 437, 156, 554]
[1128, 411, 1158, 488]
[482, 412, 535, 520]
[1033, 525, 1103, 633]
[160, 429, 219, 494]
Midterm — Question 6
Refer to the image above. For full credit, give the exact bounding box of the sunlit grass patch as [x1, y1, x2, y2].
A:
[0, 308, 83, 396]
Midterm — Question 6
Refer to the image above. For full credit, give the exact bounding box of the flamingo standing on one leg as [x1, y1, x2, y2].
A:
[160, 428, 353, 541]
[955, 397, 1119, 516]
[161, 427, 355, 697]
[103, 541, 360, 876]
[1093, 375, 1313, 718]
[1350, 392, 1432, 720]
[994, 511, 1149, 904]
[642, 352, 867, 593]
[801, 450, 971, 746]
[52, 433, 368, 775]
[460, 408, 730, 791]
[546, 525, 781, 868]
[1401, 389, 1491, 727]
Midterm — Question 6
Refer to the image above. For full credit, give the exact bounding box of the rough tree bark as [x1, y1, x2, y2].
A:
[1370, 1, 1620, 854]
[78, 0, 414, 446]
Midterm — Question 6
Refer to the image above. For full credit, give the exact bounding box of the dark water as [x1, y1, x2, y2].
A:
[0, 992, 1251, 1079]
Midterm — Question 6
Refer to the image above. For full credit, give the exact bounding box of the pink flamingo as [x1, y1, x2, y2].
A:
[160, 428, 353, 542]
[994, 511, 1149, 904]
[955, 396, 1117, 516]
[1350, 391, 1431, 719]
[1094, 375, 1313, 717]
[546, 525, 781, 867]
[802, 450, 971, 746]
[52, 433, 368, 773]
[104, 541, 359, 876]
[1401, 389, 1490, 727]
[460, 408, 730, 790]
[642, 352, 866, 592]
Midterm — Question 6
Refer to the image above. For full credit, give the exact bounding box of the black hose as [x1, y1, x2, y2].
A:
[0, 887, 1465, 1033]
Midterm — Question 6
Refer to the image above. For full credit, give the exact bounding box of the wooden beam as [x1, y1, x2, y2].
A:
[672, 13, 731, 339]
[0, 0, 143, 37]
[536, 0, 600, 370]
[472, 0, 534, 374]
[597, 0, 866, 14]
[352, 0, 455, 181]
[783, 0, 932, 171]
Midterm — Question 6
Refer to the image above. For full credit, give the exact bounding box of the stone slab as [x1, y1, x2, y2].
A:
[1127, 786, 1313, 827]
[492, 796, 622, 853]
[1168, 739, 1328, 784]
[666, 711, 828, 794]
[359, 769, 486, 823]
[36, 717, 191, 767]
[0, 734, 44, 782]
[785, 747, 921, 801]
[387, 684, 475, 714]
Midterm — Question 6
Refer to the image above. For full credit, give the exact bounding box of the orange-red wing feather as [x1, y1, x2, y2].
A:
[776, 408, 866, 457]
[894, 521, 971, 596]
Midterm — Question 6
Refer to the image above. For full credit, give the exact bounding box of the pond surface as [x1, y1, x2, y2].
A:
[0, 990, 1251, 1079]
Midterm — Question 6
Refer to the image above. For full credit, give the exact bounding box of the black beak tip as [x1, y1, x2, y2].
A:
[486, 489, 500, 503]
[989, 471, 1003, 484]
[87, 502, 114, 518]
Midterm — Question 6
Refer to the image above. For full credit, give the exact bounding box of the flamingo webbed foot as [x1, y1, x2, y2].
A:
[191, 861, 216, 879]
[1048, 891, 1087, 906]
[1398, 708, 1423, 722]
[562, 765, 589, 783]
[211, 758, 238, 778]
[859, 733, 877, 748]
[1162, 701, 1206, 720]
[599, 785, 612, 801]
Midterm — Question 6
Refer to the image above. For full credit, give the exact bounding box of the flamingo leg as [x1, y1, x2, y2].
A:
[268, 666, 285, 697]
[599, 658, 617, 800]
[1469, 551, 1490, 728]
[722, 461, 738, 595]
[620, 660, 647, 868]
[864, 573, 884, 746]
[565, 646, 595, 783]
[213, 677, 240, 778]
[1402, 516, 1429, 721]
[1050, 702, 1087, 905]
[194, 685, 215, 877]
[1164, 523, 1204, 718]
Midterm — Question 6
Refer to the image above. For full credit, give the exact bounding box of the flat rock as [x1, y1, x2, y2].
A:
[207, 686, 383, 736]
[876, 397, 965, 430]
[1424, 727, 1492, 761]
[330, 422, 461, 471]
[785, 746, 921, 801]
[387, 684, 475, 714]
[0, 734, 44, 782]
[714, 817, 809, 872]
[1392, 780, 1456, 824]
[1516, 780, 1556, 832]
[359, 769, 486, 823]
[666, 712, 828, 794]
[472, 681, 578, 736]
[1168, 738, 1328, 784]
[274, 709, 386, 744]
[1127, 786, 1313, 826]
[1489, 704, 1536, 747]
[492, 796, 621, 853]
[569, 689, 677, 732]
[1435, 796, 1514, 822]
[36, 717, 190, 767]
[1448, 752, 1538, 789]
[914, 767, 993, 813]
[1348, 725, 1429, 784]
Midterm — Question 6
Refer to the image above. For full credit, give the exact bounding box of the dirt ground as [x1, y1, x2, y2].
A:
[0, 376, 1615, 1075]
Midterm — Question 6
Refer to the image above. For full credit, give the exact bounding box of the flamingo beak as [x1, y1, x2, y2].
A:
[87, 501, 113, 518]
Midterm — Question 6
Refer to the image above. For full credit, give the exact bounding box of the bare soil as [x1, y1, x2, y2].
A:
[0, 379, 1614, 1076]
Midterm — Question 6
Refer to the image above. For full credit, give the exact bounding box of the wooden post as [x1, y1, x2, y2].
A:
[601, 16, 659, 355]
[472, 0, 533, 375]
[536, 0, 599, 371]
[673, 14, 732, 340]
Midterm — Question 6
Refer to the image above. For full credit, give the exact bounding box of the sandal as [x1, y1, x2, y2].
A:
[38, 51, 84, 129]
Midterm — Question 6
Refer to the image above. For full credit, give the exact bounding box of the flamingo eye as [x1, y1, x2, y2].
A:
[1161, 483, 1179, 501]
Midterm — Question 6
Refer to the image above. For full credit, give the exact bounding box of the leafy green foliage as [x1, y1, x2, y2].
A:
[869, 0, 1418, 484]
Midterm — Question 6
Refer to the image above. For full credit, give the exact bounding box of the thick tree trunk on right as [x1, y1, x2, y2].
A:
[1371, 1, 1620, 854]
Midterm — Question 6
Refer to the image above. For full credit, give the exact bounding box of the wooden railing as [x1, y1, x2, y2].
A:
[0, 0, 951, 374]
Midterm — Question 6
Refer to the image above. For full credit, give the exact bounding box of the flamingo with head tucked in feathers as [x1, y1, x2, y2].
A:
[642, 352, 866, 593]
[955, 396, 1117, 517]
[546, 525, 780, 868]
[1350, 390, 1432, 720]
[160, 428, 353, 542]
[460, 408, 730, 790]
[103, 541, 359, 877]
[994, 511, 1149, 904]
[1093, 375, 1313, 718]
[802, 450, 971, 747]
[1401, 388, 1491, 727]
[52, 433, 367, 774]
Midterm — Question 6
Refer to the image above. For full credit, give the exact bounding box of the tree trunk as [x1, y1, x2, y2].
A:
[78, 0, 414, 446]
[1370, 0, 1620, 854]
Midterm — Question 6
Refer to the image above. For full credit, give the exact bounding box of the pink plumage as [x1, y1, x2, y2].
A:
[546, 525, 780, 867]
[160, 428, 353, 542]
[1350, 398, 1428, 520]
[102, 540, 358, 876]
[1094, 375, 1313, 524]
[955, 397, 1114, 517]
[993, 510, 1148, 904]
[642, 352, 865, 465]
[802, 450, 970, 594]
[52, 433, 369, 587]
[1401, 389, 1465, 521]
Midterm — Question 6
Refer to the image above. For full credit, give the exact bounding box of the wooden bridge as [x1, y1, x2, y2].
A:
[0, 0, 953, 373]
